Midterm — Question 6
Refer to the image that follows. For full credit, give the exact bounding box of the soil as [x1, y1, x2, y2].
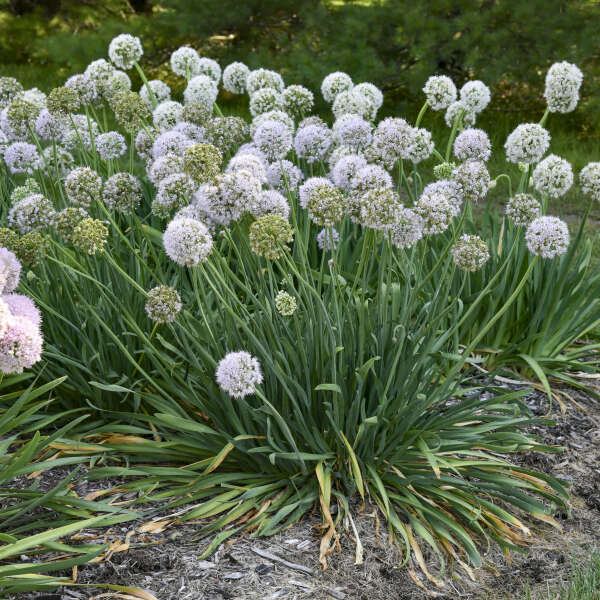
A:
[8, 383, 600, 600]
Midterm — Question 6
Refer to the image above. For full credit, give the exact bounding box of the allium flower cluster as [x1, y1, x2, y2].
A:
[368, 117, 412, 168]
[423, 75, 457, 110]
[0, 248, 21, 294]
[103, 172, 143, 214]
[251, 109, 294, 137]
[65, 167, 102, 207]
[294, 124, 332, 164]
[223, 62, 250, 94]
[140, 79, 171, 107]
[505, 193, 541, 227]
[8, 194, 54, 234]
[0, 315, 43, 374]
[299, 177, 334, 210]
[249, 88, 283, 117]
[170, 47, 201, 78]
[183, 143, 223, 184]
[96, 131, 127, 160]
[2, 294, 41, 328]
[0, 77, 23, 109]
[65, 73, 99, 107]
[252, 190, 290, 219]
[145, 285, 182, 324]
[253, 119, 293, 161]
[359, 188, 403, 230]
[184, 75, 218, 108]
[35, 109, 66, 141]
[579, 162, 600, 201]
[153, 100, 184, 131]
[532, 154, 573, 198]
[249, 215, 293, 260]
[305, 184, 345, 226]
[53, 207, 89, 242]
[444, 101, 476, 129]
[282, 85, 314, 120]
[544, 61, 583, 114]
[331, 154, 367, 191]
[403, 127, 434, 163]
[505, 123, 550, 164]
[163, 217, 213, 266]
[246, 69, 285, 95]
[266, 160, 303, 192]
[204, 116, 249, 154]
[353, 83, 383, 111]
[414, 190, 455, 235]
[459, 81, 491, 113]
[390, 208, 424, 250]
[72, 218, 109, 255]
[216, 351, 262, 399]
[46, 86, 79, 116]
[525, 216, 570, 259]
[332, 89, 374, 121]
[275, 290, 297, 317]
[153, 173, 195, 217]
[4, 142, 39, 174]
[152, 131, 193, 159]
[452, 234, 489, 271]
[227, 153, 267, 182]
[347, 165, 393, 221]
[196, 57, 221, 83]
[316, 228, 339, 251]
[451, 160, 490, 203]
[321, 72, 353, 103]
[110, 90, 151, 132]
[108, 34, 143, 70]
[10, 179, 40, 204]
[333, 114, 372, 151]
[453, 128, 491, 162]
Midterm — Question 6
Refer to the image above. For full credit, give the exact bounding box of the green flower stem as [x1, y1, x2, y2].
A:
[134, 61, 157, 110]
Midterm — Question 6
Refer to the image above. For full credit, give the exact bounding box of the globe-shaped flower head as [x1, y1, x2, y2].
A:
[544, 61, 583, 114]
[532, 154, 573, 198]
[249, 215, 294, 260]
[505, 124, 550, 164]
[163, 217, 213, 266]
[505, 194, 541, 227]
[216, 351, 263, 399]
[223, 62, 250, 94]
[580, 162, 600, 202]
[321, 72, 353, 103]
[145, 285, 182, 324]
[525, 216, 569, 259]
[451, 234, 490, 271]
[423, 75, 457, 110]
[108, 34, 143, 70]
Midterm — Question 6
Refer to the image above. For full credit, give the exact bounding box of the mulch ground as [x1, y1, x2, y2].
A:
[8, 383, 600, 600]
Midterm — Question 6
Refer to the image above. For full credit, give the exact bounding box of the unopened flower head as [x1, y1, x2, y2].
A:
[53, 206, 89, 242]
[170, 47, 201, 78]
[453, 128, 491, 162]
[249, 214, 293, 260]
[103, 172, 143, 214]
[452, 234, 489, 271]
[317, 228, 340, 251]
[532, 154, 573, 198]
[8, 194, 54, 234]
[65, 167, 102, 207]
[96, 131, 127, 160]
[184, 75, 218, 108]
[223, 62, 250, 94]
[46, 85, 80, 116]
[266, 159, 303, 192]
[2, 293, 41, 327]
[525, 216, 569, 259]
[282, 85, 314, 120]
[110, 90, 151, 132]
[246, 69, 285, 95]
[0, 316, 43, 374]
[4, 142, 39, 174]
[183, 143, 223, 184]
[359, 187, 403, 230]
[275, 290, 297, 317]
[153, 173, 195, 217]
[451, 160, 490, 203]
[294, 124, 332, 164]
[153, 100, 184, 131]
[390, 208, 424, 249]
[506, 193, 541, 227]
[253, 119, 293, 161]
[544, 61, 583, 114]
[72, 218, 109, 255]
[505, 123, 550, 164]
[249, 88, 283, 117]
[444, 100, 476, 129]
[423, 75, 457, 110]
[321, 72, 353, 103]
[333, 114, 372, 151]
[0, 247, 21, 293]
[12, 232, 48, 267]
[433, 161, 457, 180]
[163, 217, 213, 266]
[580, 162, 600, 201]
[306, 184, 345, 227]
[459, 80, 491, 114]
[216, 351, 263, 399]
[145, 285, 182, 324]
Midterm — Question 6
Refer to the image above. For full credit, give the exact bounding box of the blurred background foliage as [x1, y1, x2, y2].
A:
[0, 0, 599, 134]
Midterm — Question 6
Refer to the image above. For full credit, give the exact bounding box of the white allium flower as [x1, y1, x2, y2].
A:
[140, 79, 171, 106]
[459, 80, 491, 114]
[525, 216, 569, 258]
[305, 184, 345, 226]
[505, 123, 550, 164]
[253, 119, 293, 161]
[184, 75, 218, 108]
[359, 187, 403, 230]
[35, 109, 66, 141]
[579, 162, 600, 201]
[423, 75, 457, 110]
[153, 173, 195, 217]
[249, 88, 283, 117]
[246, 69, 285, 95]
[453, 128, 491, 162]
[332, 114, 373, 151]
[223, 62, 250, 94]
[196, 57, 221, 83]
[422, 179, 463, 216]
[445, 100, 476, 129]
[65, 166, 102, 207]
[390, 208, 424, 249]
[152, 130, 193, 159]
[353, 82, 383, 110]
[452, 234, 490, 271]
[532, 154, 573, 198]
[163, 217, 213, 266]
[216, 351, 263, 398]
[135, 126, 157, 160]
[145, 285, 182, 324]
[153, 100, 184, 131]
[506, 193, 541, 227]
[327, 145, 359, 170]
[65, 73, 100, 106]
[21, 88, 46, 111]
[227, 153, 267, 183]
[108, 34, 143, 70]
[8, 194, 55, 234]
[368, 117, 412, 168]
[294, 124, 332, 164]
[148, 153, 184, 185]
[282, 85, 314, 119]
[0, 77, 23, 109]
[348, 164, 393, 221]
[0, 248, 21, 294]
[332, 89, 375, 121]
[253, 190, 290, 219]
[544, 61, 583, 114]
[0, 315, 43, 374]
[414, 189, 455, 235]
[0, 297, 14, 337]
[4, 142, 39, 174]
[2, 293, 41, 327]
[202, 170, 261, 225]
[451, 160, 490, 203]
[266, 159, 303, 192]
[403, 127, 434, 163]
[321, 72, 353, 103]
[317, 228, 339, 251]
[84, 59, 115, 88]
[103, 172, 143, 214]
[299, 177, 334, 210]
[61, 114, 100, 151]
[170, 47, 201, 78]
[173, 120, 206, 143]
[96, 131, 127, 160]
[275, 290, 297, 316]
[331, 154, 368, 191]
[250, 109, 294, 137]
